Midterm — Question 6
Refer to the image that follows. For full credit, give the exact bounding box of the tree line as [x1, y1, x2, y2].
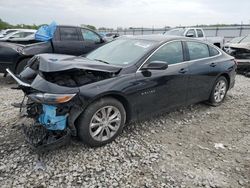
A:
[0, 19, 41, 30]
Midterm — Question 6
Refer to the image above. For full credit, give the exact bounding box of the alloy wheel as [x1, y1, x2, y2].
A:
[89, 106, 121, 141]
[214, 80, 227, 103]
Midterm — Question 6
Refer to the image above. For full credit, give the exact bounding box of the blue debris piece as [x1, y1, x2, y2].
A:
[35, 21, 57, 41]
[38, 104, 67, 130]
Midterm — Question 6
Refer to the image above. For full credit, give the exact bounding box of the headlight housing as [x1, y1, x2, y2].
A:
[28, 93, 76, 104]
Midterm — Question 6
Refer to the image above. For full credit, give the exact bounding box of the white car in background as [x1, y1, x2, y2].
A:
[164, 28, 224, 48]
[0, 29, 36, 41]
[0, 29, 20, 38]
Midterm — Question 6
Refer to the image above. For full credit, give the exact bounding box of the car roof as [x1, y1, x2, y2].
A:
[122, 34, 189, 42]
[4, 29, 36, 32]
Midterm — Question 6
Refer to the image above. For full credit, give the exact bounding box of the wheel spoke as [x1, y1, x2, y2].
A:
[101, 108, 107, 118]
[93, 114, 102, 122]
[105, 127, 111, 138]
[109, 117, 120, 123]
[92, 126, 103, 137]
[106, 107, 112, 117]
[90, 122, 103, 128]
[108, 111, 119, 121]
[108, 124, 118, 131]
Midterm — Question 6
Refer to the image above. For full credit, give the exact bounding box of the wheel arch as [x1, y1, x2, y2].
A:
[218, 73, 230, 89]
[80, 92, 133, 124]
[14, 56, 33, 73]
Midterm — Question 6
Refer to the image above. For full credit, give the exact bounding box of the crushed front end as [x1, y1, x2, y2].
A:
[19, 92, 79, 152]
[228, 44, 250, 74]
[7, 54, 121, 152]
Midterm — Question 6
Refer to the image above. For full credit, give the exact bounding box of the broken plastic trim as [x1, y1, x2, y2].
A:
[22, 123, 71, 152]
[6, 68, 31, 87]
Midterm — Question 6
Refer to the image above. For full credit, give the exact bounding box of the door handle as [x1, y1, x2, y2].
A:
[179, 68, 187, 74]
[210, 62, 217, 67]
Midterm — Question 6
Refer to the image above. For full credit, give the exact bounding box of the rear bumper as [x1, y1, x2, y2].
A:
[236, 59, 250, 73]
[236, 59, 250, 66]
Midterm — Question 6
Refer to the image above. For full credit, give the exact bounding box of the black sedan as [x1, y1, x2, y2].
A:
[8, 35, 236, 149]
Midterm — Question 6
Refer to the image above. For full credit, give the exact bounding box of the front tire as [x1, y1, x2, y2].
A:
[208, 76, 228, 106]
[77, 97, 126, 147]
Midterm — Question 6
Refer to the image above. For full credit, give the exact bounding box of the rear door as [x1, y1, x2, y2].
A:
[53, 26, 85, 55]
[135, 41, 189, 117]
[185, 41, 219, 103]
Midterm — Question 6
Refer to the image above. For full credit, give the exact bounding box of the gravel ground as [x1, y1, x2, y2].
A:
[0, 74, 249, 188]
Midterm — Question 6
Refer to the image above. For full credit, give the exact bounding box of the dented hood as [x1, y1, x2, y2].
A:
[37, 54, 122, 73]
[230, 43, 250, 50]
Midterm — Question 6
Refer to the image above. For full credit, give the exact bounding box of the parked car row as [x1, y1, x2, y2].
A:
[6, 31, 237, 150]
[0, 29, 36, 43]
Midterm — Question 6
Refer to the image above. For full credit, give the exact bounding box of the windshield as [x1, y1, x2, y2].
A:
[240, 35, 250, 43]
[86, 38, 156, 65]
[164, 29, 185, 36]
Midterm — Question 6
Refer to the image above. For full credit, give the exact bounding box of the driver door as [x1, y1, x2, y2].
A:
[135, 41, 189, 118]
[81, 28, 104, 53]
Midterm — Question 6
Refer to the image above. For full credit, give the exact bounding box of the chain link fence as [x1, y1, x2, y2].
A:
[99, 25, 250, 41]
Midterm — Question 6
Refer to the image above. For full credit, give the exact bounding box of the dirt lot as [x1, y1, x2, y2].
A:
[0, 74, 249, 188]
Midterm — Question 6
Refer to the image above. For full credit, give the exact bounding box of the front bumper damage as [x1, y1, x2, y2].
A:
[19, 97, 76, 152]
[7, 68, 82, 152]
[8, 54, 120, 152]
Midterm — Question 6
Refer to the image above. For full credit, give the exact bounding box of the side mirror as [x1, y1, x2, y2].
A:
[186, 33, 194, 38]
[141, 61, 168, 71]
[99, 37, 106, 43]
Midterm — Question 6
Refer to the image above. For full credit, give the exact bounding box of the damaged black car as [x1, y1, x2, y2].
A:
[226, 35, 250, 75]
[8, 35, 237, 150]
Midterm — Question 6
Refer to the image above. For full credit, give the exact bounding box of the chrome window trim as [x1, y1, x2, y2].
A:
[136, 39, 222, 72]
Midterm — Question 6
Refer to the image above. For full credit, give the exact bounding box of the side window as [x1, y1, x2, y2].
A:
[60, 27, 79, 41]
[187, 41, 209, 60]
[197, 29, 204, 37]
[149, 41, 184, 65]
[209, 46, 220, 56]
[23, 32, 33, 37]
[186, 29, 196, 37]
[6, 30, 16, 34]
[81, 29, 100, 43]
[11, 32, 24, 38]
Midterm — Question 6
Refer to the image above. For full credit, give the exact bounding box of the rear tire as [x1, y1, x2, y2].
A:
[16, 58, 30, 74]
[77, 97, 126, 147]
[207, 76, 228, 106]
[245, 72, 250, 78]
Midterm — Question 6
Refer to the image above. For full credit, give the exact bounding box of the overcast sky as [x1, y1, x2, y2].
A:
[0, 0, 250, 28]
